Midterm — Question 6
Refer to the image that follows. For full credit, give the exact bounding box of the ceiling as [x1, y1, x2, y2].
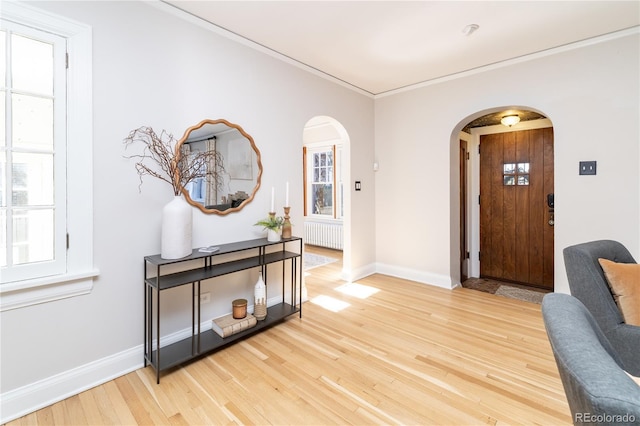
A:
[462, 110, 546, 132]
[163, 1, 639, 96]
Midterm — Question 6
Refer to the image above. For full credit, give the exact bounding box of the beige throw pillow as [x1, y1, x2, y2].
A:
[626, 371, 640, 387]
[598, 258, 640, 326]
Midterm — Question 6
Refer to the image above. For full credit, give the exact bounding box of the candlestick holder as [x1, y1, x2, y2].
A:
[282, 206, 292, 239]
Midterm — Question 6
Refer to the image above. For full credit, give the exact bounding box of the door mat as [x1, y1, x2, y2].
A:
[304, 253, 338, 271]
[462, 278, 549, 304]
[495, 285, 546, 304]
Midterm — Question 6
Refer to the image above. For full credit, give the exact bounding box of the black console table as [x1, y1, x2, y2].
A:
[144, 237, 303, 383]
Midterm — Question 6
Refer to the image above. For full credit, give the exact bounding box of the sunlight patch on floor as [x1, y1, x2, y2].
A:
[335, 282, 379, 299]
[310, 295, 350, 312]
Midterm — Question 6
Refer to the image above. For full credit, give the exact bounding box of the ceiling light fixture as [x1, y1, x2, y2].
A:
[462, 24, 480, 36]
[501, 115, 521, 127]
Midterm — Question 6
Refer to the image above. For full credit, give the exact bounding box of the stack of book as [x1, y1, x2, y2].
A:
[211, 312, 257, 338]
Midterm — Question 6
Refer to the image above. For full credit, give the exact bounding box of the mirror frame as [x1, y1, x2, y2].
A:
[176, 118, 263, 215]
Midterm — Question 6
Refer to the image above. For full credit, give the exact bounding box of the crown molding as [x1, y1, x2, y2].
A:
[376, 26, 640, 99]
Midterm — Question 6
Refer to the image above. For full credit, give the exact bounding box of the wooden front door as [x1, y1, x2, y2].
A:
[479, 127, 554, 290]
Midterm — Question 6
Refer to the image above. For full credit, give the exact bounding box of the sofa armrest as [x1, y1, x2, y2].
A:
[610, 323, 640, 376]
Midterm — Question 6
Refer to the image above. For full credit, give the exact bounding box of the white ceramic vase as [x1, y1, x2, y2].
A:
[267, 229, 281, 242]
[161, 195, 193, 259]
[254, 272, 267, 320]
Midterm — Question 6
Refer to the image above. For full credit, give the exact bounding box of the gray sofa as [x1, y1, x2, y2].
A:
[542, 293, 640, 425]
[563, 240, 640, 376]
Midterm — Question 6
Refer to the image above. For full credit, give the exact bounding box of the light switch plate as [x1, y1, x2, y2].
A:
[579, 161, 597, 175]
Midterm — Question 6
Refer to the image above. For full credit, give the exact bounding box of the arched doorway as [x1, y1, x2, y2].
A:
[453, 107, 555, 292]
[302, 116, 351, 278]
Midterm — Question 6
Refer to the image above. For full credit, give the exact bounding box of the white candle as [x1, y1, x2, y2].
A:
[285, 182, 289, 207]
[271, 187, 275, 212]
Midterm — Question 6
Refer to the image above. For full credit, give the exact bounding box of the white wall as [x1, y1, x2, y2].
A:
[0, 1, 374, 421]
[374, 30, 640, 294]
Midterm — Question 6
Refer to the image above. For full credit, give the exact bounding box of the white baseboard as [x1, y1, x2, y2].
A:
[0, 345, 143, 424]
[340, 263, 376, 282]
[375, 262, 454, 289]
[340, 262, 453, 290]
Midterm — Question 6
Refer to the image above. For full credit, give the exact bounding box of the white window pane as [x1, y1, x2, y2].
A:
[12, 94, 53, 150]
[0, 91, 5, 147]
[0, 210, 6, 267]
[11, 34, 53, 95]
[517, 175, 530, 186]
[504, 163, 515, 174]
[312, 183, 333, 216]
[337, 181, 343, 218]
[517, 163, 530, 173]
[12, 152, 54, 206]
[0, 30, 5, 89]
[0, 151, 5, 206]
[12, 208, 54, 264]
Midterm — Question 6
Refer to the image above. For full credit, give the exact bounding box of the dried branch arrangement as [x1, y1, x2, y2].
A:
[123, 126, 226, 196]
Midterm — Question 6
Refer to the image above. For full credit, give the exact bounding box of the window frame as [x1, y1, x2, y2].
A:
[0, 2, 98, 311]
[503, 162, 530, 186]
[2, 21, 68, 282]
[304, 142, 343, 221]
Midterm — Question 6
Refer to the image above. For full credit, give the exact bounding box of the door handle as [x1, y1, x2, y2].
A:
[547, 193, 554, 225]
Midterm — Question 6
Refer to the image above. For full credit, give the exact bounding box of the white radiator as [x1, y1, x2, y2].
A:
[304, 221, 343, 250]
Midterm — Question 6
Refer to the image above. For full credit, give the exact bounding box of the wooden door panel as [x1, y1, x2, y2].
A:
[502, 132, 517, 281]
[514, 131, 530, 284]
[480, 127, 554, 290]
[542, 128, 555, 285]
[489, 135, 504, 279]
[479, 134, 495, 277]
[528, 129, 545, 285]
[503, 185, 516, 281]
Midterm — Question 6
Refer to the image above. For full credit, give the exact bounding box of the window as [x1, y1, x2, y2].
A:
[0, 3, 96, 311]
[311, 149, 333, 215]
[503, 162, 530, 186]
[1, 22, 67, 282]
[305, 145, 343, 219]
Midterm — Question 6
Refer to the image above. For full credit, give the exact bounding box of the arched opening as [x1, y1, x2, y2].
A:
[302, 116, 351, 278]
[451, 106, 555, 299]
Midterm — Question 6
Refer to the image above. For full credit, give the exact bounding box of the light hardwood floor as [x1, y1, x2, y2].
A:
[7, 245, 571, 425]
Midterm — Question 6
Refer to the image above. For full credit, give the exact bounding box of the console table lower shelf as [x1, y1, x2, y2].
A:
[146, 303, 299, 373]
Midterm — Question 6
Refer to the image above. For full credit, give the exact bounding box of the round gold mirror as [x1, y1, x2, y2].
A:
[177, 119, 262, 215]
